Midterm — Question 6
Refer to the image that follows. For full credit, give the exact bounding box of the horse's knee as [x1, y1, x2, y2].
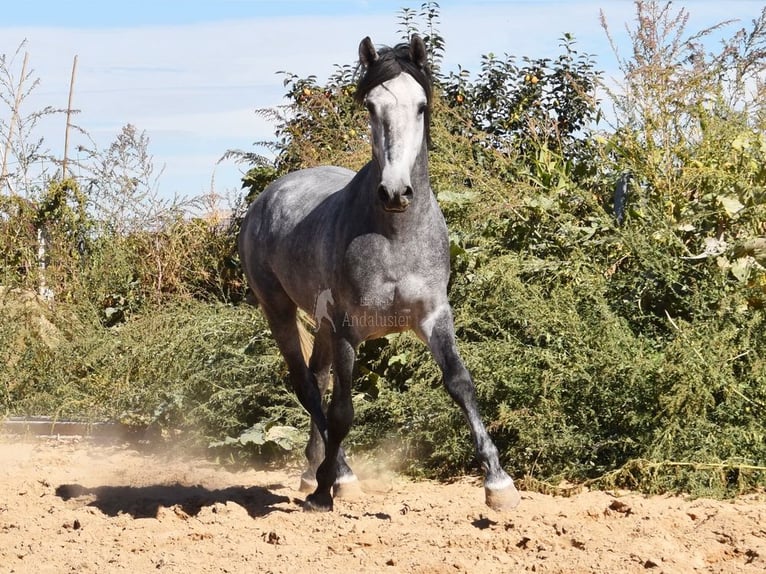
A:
[443, 367, 475, 403]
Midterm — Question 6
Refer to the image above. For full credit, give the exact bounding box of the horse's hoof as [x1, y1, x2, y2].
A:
[485, 479, 521, 511]
[333, 474, 362, 499]
[299, 472, 318, 493]
[304, 492, 333, 512]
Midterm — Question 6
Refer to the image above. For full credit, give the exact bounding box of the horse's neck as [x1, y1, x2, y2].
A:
[409, 145, 432, 202]
[353, 167, 433, 240]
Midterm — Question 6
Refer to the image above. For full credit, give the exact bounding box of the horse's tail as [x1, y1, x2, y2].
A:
[297, 310, 315, 363]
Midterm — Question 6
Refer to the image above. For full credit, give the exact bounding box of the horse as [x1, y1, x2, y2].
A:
[238, 34, 520, 512]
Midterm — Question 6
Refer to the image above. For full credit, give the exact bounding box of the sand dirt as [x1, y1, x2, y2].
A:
[1, 438, 764, 573]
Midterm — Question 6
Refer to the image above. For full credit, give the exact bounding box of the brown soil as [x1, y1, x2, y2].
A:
[1, 438, 764, 573]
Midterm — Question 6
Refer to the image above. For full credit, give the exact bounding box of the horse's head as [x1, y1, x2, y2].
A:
[357, 35, 432, 213]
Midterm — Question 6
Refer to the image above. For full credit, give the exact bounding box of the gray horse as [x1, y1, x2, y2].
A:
[238, 35, 520, 512]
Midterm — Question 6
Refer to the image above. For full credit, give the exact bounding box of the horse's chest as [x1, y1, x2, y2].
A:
[342, 235, 443, 310]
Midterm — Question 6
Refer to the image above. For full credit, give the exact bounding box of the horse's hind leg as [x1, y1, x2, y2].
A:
[301, 325, 360, 498]
[256, 292, 330, 482]
[421, 305, 521, 511]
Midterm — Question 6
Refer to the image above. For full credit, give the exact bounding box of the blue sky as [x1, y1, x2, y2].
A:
[1, 1, 763, 204]
[2, 1, 410, 26]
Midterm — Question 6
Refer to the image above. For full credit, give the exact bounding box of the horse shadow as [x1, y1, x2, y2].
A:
[55, 482, 293, 519]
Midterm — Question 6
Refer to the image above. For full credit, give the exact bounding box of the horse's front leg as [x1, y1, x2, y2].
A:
[420, 305, 521, 511]
[304, 335, 356, 512]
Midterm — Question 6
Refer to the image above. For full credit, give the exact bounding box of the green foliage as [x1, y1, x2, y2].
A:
[210, 418, 305, 460]
[0, 178, 89, 295]
[2, 299, 305, 451]
[444, 33, 601, 167]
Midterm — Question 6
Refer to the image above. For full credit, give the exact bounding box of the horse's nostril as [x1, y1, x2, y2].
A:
[378, 183, 411, 211]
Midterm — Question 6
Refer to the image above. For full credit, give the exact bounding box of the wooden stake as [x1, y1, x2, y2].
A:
[62, 55, 78, 179]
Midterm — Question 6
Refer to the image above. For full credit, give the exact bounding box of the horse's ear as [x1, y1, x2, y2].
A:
[359, 36, 378, 68]
[409, 34, 428, 69]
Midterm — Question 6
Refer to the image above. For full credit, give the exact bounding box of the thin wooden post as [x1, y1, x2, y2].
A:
[62, 55, 78, 179]
[1, 51, 29, 194]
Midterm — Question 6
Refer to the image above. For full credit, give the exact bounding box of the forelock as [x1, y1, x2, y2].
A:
[354, 42, 432, 106]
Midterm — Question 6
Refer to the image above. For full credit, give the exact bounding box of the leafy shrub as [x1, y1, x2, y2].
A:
[2, 299, 305, 451]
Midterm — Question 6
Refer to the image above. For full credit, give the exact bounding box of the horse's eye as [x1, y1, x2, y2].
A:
[417, 103, 428, 116]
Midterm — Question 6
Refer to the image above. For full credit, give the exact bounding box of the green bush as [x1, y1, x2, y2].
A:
[2, 299, 305, 450]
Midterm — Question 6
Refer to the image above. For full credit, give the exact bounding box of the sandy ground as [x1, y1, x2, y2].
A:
[0, 438, 764, 574]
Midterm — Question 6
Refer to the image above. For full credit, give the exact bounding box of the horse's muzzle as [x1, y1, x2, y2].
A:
[378, 184, 413, 212]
